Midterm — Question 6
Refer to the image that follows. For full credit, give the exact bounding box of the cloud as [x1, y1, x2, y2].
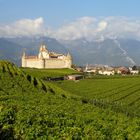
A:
[51, 17, 107, 40]
[0, 17, 48, 37]
[101, 17, 140, 39]
[52, 17, 96, 40]
[97, 21, 108, 32]
[51, 17, 140, 41]
[1, 16, 140, 41]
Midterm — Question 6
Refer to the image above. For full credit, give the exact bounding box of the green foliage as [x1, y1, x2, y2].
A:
[22, 67, 79, 79]
[56, 76, 140, 117]
[0, 61, 140, 139]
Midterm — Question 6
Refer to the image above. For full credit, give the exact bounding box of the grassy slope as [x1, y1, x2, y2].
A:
[21, 68, 79, 78]
[0, 62, 140, 139]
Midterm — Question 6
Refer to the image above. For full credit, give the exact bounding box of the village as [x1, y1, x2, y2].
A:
[75, 64, 140, 76]
[42, 65, 140, 82]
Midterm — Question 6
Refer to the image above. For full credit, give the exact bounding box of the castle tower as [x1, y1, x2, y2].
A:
[67, 52, 72, 60]
[21, 51, 26, 67]
[38, 43, 49, 59]
[66, 52, 72, 68]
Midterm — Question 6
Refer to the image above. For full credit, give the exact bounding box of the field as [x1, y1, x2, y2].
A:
[0, 61, 140, 139]
[55, 76, 140, 116]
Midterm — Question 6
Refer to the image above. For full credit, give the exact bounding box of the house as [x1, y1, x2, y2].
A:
[117, 67, 129, 74]
[130, 70, 139, 75]
[75, 67, 83, 72]
[129, 67, 139, 75]
[98, 70, 115, 76]
[67, 75, 84, 81]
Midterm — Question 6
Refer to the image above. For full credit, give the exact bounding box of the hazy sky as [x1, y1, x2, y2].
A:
[0, 0, 139, 26]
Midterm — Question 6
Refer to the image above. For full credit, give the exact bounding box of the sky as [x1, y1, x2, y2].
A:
[0, 0, 139, 26]
[0, 0, 140, 40]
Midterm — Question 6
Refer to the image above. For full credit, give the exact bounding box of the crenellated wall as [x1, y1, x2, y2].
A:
[22, 58, 72, 69]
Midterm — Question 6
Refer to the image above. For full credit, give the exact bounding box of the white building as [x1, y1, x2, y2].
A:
[129, 67, 139, 75]
[22, 43, 72, 69]
[98, 70, 115, 76]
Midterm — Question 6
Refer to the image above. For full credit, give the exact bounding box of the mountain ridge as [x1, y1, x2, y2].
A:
[60, 38, 140, 66]
[0, 37, 140, 66]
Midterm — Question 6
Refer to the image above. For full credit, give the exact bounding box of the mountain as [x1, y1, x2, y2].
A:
[119, 39, 140, 65]
[0, 37, 68, 66]
[7, 36, 68, 55]
[60, 38, 140, 66]
[0, 38, 22, 65]
[1, 36, 140, 66]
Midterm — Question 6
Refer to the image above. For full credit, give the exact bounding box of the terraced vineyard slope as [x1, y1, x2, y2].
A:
[0, 61, 140, 139]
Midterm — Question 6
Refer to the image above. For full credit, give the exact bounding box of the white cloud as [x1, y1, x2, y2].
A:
[51, 17, 140, 41]
[101, 17, 140, 39]
[97, 21, 108, 32]
[52, 17, 96, 40]
[0, 17, 48, 37]
[51, 17, 108, 40]
[1, 16, 140, 41]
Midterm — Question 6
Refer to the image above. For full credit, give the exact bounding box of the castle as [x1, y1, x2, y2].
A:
[21, 43, 72, 69]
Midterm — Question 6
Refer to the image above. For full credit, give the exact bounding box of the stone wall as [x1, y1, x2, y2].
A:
[22, 58, 72, 69]
[22, 58, 44, 69]
[45, 59, 71, 69]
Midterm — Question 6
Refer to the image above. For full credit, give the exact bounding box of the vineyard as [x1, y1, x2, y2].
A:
[56, 76, 140, 117]
[22, 67, 79, 78]
[0, 61, 140, 139]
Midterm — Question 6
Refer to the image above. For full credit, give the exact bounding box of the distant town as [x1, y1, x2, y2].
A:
[74, 64, 140, 76]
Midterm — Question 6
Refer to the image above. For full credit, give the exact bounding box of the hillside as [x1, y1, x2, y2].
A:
[0, 61, 140, 139]
[21, 67, 79, 78]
